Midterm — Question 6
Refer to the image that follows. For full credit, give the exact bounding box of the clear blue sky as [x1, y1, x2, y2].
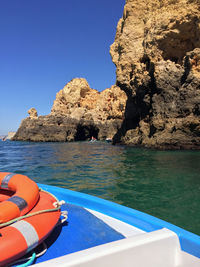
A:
[0, 0, 125, 135]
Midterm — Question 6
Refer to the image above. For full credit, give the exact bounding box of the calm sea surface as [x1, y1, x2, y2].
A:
[0, 140, 200, 235]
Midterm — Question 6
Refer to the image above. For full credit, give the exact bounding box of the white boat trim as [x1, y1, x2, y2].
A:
[86, 208, 145, 237]
[35, 228, 200, 267]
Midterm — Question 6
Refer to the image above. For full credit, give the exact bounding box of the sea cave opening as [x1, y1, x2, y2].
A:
[74, 125, 99, 141]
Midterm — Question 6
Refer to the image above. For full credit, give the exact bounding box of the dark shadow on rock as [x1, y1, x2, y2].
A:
[75, 123, 99, 141]
[113, 57, 157, 145]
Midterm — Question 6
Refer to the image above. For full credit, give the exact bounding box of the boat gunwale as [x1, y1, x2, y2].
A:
[38, 183, 200, 259]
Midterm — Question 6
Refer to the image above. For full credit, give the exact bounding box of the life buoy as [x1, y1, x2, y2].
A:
[0, 190, 61, 266]
[0, 172, 40, 223]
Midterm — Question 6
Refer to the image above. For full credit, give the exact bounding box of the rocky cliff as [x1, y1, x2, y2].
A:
[110, 0, 200, 149]
[51, 78, 126, 122]
[13, 78, 127, 142]
[13, 0, 200, 148]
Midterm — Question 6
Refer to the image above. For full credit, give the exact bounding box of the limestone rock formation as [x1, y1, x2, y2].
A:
[51, 78, 99, 117]
[51, 78, 127, 122]
[110, 0, 200, 149]
[7, 132, 16, 140]
[13, 78, 127, 142]
[28, 108, 38, 119]
[13, 0, 200, 148]
[13, 115, 81, 142]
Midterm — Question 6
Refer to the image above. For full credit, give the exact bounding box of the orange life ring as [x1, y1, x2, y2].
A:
[0, 190, 61, 266]
[0, 172, 40, 223]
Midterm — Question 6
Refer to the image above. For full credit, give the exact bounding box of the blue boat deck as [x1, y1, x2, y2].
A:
[30, 203, 125, 264]
[12, 183, 200, 266]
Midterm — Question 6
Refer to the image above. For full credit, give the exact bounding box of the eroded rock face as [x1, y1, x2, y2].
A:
[51, 78, 99, 116]
[28, 108, 38, 119]
[110, 0, 200, 149]
[13, 79, 127, 142]
[51, 78, 127, 122]
[13, 0, 200, 148]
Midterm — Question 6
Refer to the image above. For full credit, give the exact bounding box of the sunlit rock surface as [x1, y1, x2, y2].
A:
[51, 78, 126, 122]
[28, 108, 38, 120]
[110, 0, 200, 149]
[13, 0, 200, 148]
[13, 79, 127, 142]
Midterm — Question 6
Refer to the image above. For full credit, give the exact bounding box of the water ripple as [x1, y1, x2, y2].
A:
[0, 140, 200, 235]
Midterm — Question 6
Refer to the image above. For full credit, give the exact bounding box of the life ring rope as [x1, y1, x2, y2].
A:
[0, 175, 65, 266]
[0, 189, 67, 228]
[7, 242, 48, 267]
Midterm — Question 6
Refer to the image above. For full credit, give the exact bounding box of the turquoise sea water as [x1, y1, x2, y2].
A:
[0, 140, 200, 235]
